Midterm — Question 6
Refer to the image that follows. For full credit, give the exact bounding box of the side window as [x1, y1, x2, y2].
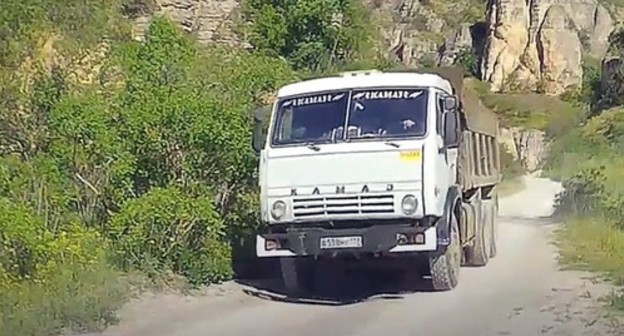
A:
[436, 94, 445, 135]
[436, 93, 457, 134]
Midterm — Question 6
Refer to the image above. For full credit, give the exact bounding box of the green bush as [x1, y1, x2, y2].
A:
[0, 197, 127, 336]
[455, 47, 479, 78]
[544, 108, 624, 180]
[549, 28, 624, 311]
[0, 0, 388, 333]
[559, 57, 601, 112]
[554, 167, 607, 217]
[242, 0, 385, 72]
[108, 186, 231, 285]
[0, 260, 127, 336]
[549, 104, 624, 232]
[0, 197, 110, 280]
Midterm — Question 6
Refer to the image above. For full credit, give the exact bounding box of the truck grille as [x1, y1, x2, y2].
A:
[293, 194, 395, 218]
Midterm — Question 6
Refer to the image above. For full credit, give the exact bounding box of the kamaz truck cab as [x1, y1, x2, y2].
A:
[251, 67, 501, 298]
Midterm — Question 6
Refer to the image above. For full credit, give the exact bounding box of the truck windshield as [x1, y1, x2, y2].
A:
[272, 91, 349, 145]
[271, 88, 428, 145]
[348, 89, 427, 140]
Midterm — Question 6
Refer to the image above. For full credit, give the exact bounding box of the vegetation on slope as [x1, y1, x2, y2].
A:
[544, 28, 624, 311]
[0, 0, 386, 335]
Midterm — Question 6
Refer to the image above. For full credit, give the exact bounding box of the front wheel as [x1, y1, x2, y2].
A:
[429, 210, 461, 291]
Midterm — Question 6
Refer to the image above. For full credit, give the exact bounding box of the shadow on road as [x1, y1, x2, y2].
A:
[497, 215, 555, 226]
[235, 261, 437, 306]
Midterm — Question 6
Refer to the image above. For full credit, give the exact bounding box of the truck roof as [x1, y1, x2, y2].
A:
[277, 71, 454, 97]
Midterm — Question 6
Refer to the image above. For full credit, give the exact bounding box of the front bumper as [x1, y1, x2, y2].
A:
[256, 224, 438, 258]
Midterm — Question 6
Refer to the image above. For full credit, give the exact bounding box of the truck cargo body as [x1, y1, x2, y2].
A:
[251, 67, 501, 296]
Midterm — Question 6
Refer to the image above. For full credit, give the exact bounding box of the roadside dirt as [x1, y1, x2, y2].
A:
[80, 176, 623, 336]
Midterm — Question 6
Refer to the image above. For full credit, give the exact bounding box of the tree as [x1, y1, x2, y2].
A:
[242, 0, 383, 72]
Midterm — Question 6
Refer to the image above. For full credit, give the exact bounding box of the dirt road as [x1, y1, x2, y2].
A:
[90, 176, 622, 336]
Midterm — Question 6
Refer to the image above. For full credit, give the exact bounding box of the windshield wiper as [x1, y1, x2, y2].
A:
[305, 142, 321, 151]
[384, 141, 400, 148]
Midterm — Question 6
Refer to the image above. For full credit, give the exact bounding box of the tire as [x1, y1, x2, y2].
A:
[280, 257, 314, 298]
[488, 198, 498, 259]
[429, 209, 461, 291]
[465, 202, 490, 267]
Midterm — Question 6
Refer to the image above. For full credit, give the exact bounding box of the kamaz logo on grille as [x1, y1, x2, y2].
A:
[290, 184, 394, 196]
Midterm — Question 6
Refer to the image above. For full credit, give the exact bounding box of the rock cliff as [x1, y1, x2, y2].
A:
[368, 0, 618, 95]
[499, 127, 548, 172]
[480, 0, 613, 95]
[132, 0, 620, 96]
[132, 0, 241, 46]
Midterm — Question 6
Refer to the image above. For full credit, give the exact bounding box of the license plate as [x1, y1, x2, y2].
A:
[320, 236, 363, 249]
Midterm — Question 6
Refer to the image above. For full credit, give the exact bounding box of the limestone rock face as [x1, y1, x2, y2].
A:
[499, 127, 547, 172]
[129, 0, 619, 96]
[480, 0, 613, 95]
[538, 5, 583, 95]
[132, 0, 242, 47]
[438, 25, 473, 67]
[366, 0, 452, 66]
[480, 0, 531, 91]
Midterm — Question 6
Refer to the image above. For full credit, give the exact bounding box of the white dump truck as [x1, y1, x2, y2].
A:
[251, 67, 501, 297]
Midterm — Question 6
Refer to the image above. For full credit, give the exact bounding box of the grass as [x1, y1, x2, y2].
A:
[555, 217, 624, 311]
[556, 217, 624, 283]
[0, 261, 129, 336]
[465, 78, 584, 135]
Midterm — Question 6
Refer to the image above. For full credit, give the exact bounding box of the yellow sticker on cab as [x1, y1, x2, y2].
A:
[399, 150, 422, 161]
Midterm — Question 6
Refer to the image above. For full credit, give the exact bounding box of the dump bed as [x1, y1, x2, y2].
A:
[407, 66, 499, 138]
[413, 66, 502, 190]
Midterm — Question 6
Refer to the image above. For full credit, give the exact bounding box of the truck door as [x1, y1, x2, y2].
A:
[436, 93, 459, 187]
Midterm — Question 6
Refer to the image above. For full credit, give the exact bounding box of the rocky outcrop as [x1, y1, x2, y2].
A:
[499, 127, 548, 172]
[601, 55, 623, 97]
[367, 0, 617, 95]
[132, 0, 242, 46]
[437, 22, 487, 68]
[480, 0, 613, 95]
[128, 0, 619, 96]
[366, 0, 453, 66]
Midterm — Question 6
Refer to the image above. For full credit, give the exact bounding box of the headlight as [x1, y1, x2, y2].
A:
[271, 200, 287, 220]
[401, 195, 418, 215]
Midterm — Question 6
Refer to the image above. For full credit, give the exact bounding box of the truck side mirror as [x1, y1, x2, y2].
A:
[443, 96, 458, 111]
[252, 106, 270, 153]
[252, 122, 266, 153]
[443, 110, 460, 148]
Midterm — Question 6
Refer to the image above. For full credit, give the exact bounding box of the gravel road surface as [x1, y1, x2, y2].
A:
[86, 177, 623, 336]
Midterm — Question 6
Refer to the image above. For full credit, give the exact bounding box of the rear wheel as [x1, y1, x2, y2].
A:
[280, 257, 314, 298]
[465, 202, 490, 267]
[486, 198, 498, 258]
[429, 210, 461, 291]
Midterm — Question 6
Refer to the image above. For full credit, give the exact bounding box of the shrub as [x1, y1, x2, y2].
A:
[559, 57, 601, 111]
[0, 260, 127, 336]
[455, 47, 479, 78]
[242, 0, 384, 72]
[0, 0, 388, 332]
[551, 133, 624, 229]
[0, 198, 108, 281]
[554, 167, 607, 217]
[0, 198, 127, 335]
[107, 186, 232, 285]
